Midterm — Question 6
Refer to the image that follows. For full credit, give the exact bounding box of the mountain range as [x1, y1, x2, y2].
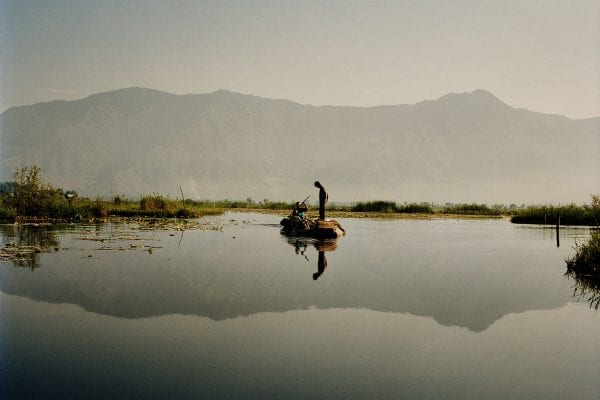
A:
[1, 87, 598, 203]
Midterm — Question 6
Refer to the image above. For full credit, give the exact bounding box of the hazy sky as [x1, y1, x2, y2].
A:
[1, 0, 598, 118]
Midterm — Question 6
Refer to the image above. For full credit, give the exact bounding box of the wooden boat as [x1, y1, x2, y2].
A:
[280, 215, 345, 238]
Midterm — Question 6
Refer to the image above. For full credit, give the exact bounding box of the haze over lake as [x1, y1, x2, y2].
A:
[1, 88, 598, 204]
[1, 1, 599, 399]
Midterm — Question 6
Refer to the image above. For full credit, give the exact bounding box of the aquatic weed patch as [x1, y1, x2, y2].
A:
[566, 231, 600, 274]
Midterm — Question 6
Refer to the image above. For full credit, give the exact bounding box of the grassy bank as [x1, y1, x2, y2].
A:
[0, 196, 225, 222]
[3, 192, 597, 225]
[347, 201, 510, 216]
[565, 231, 600, 310]
[1, 196, 514, 222]
[566, 231, 600, 274]
[511, 204, 600, 226]
[350, 201, 434, 213]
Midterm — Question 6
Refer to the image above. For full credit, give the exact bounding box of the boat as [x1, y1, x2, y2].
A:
[280, 214, 345, 238]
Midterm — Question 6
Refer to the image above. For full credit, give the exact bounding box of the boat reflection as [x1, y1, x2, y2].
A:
[288, 238, 338, 281]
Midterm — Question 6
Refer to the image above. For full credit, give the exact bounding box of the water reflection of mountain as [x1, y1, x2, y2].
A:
[0, 218, 581, 332]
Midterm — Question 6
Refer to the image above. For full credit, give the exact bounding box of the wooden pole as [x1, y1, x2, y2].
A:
[179, 186, 185, 209]
[556, 213, 560, 247]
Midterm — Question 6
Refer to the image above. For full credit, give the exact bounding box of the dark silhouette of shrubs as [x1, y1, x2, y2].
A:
[441, 203, 501, 215]
[563, 195, 600, 300]
[4, 166, 66, 217]
[351, 201, 433, 213]
[397, 203, 434, 213]
[511, 204, 600, 225]
[352, 201, 397, 213]
[566, 231, 600, 274]
[140, 194, 171, 211]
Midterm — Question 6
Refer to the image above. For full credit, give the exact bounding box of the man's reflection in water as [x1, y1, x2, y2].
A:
[289, 238, 338, 280]
[312, 240, 337, 281]
[295, 240, 308, 261]
[313, 250, 327, 280]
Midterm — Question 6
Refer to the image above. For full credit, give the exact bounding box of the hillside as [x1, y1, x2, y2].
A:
[1, 88, 598, 203]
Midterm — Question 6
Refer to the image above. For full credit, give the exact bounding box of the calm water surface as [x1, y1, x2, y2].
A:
[1, 213, 599, 399]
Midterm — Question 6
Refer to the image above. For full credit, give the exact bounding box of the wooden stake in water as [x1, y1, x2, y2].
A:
[180, 186, 185, 209]
[556, 213, 560, 247]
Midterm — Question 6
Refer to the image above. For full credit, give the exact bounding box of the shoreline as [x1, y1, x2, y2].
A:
[2, 208, 598, 226]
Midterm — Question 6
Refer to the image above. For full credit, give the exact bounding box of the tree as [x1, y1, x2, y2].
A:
[592, 194, 600, 209]
[8, 166, 64, 216]
[591, 194, 600, 228]
[0, 181, 17, 195]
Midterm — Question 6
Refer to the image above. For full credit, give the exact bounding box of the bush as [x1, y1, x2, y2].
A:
[397, 202, 434, 213]
[0, 181, 17, 195]
[441, 203, 500, 215]
[0, 196, 16, 219]
[4, 165, 68, 217]
[351, 201, 397, 213]
[566, 231, 600, 274]
[90, 199, 109, 218]
[511, 204, 600, 225]
[350, 201, 434, 213]
[140, 194, 172, 211]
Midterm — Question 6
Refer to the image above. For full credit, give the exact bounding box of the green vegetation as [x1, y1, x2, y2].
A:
[0, 165, 102, 220]
[0, 167, 294, 221]
[0, 166, 222, 221]
[566, 231, 600, 274]
[1, 165, 598, 227]
[563, 195, 600, 299]
[398, 203, 435, 213]
[351, 201, 399, 213]
[0, 181, 17, 195]
[1, 166, 67, 219]
[440, 203, 504, 216]
[351, 201, 434, 213]
[349, 201, 508, 215]
[511, 203, 600, 226]
[109, 195, 213, 218]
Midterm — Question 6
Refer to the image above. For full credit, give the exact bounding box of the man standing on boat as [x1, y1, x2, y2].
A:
[314, 181, 328, 220]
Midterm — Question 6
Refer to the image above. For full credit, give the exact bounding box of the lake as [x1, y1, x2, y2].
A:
[1, 213, 599, 399]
